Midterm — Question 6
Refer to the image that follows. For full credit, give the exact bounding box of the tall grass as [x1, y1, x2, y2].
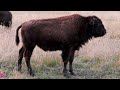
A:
[0, 11, 120, 79]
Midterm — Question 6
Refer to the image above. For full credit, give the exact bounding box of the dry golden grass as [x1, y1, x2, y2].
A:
[0, 11, 120, 79]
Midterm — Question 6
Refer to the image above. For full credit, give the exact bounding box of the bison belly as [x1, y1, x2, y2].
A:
[37, 41, 63, 51]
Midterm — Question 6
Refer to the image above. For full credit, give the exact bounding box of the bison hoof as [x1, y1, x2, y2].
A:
[28, 70, 35, 76]
[18, 66, 22, 72]
[63, 70, 70, 78]
[69, 70, 76, 76]
[63, 73, 70, 78]
[70, 72, 76, 76]
[30, 72, 35, 76]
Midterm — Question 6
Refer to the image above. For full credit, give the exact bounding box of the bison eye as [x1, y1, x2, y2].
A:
[94, 24, 98, 28]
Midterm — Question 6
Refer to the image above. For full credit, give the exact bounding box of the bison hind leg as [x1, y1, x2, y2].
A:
[18, 46, 24, 72]
[24, 45, 35, 76]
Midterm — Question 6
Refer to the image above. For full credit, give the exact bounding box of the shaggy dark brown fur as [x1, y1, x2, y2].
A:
[0, 11, 12, 27]
[15, 14, 106, 77]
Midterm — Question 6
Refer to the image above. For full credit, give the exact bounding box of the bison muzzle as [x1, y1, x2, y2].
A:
[15, 14, 106, 77]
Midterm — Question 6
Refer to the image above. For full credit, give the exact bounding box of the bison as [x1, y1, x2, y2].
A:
[15, 14, 106, 77]
[0, 11, 12, 27]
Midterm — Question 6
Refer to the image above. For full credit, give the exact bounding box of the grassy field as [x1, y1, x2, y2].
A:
[0, 11, 120, 79]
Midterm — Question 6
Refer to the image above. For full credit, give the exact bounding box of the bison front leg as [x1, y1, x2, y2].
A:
[61, 47, 75, 77]
[69, 51, 75, 75]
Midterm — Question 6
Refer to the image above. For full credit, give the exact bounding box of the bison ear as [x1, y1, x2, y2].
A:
[89, 17, 95, 25]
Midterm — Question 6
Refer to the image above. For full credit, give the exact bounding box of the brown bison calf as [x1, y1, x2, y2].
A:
[15, 14, 106, 77]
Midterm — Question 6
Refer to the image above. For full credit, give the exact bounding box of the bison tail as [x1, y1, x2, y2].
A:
[16, 25, 22, 46]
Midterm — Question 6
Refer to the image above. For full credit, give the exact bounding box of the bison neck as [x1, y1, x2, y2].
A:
[76, 17, 93, 50]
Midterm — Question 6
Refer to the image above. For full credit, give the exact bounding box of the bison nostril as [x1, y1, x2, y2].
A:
[103, 30, 106, 34]
[104, 31, 106, 34]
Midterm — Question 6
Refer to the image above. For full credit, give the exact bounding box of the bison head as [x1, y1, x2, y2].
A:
[4, 21, 12, 27]
[87, 16, 106, 38]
